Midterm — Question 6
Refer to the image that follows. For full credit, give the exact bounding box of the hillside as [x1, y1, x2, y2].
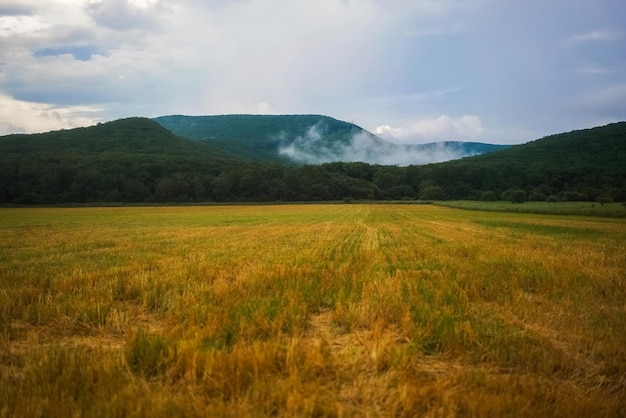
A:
[0, 117, 624, 204]
[0, 117, 239, 160]
[457, 122, 626, 171]
[429, 121, 626, 201]
[153, 114, 363, 163]
[154, 114, 507, 165]
[153, 114, 363, 145]
[0, 118, 240, 203]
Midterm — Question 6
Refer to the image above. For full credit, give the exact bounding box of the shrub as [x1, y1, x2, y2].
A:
[420, 186, 445, 201]
[529, 190, 547, 201]
[558, 191, 588, 202]
[597, 195, 614, 206]
[479, 191, 498, 201]
[501, 188, 526, 203]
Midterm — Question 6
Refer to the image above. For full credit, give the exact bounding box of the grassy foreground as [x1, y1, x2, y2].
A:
[1, 204, 625, 417]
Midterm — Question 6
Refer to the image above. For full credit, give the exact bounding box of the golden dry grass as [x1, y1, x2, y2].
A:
[1, 204, 625, 417]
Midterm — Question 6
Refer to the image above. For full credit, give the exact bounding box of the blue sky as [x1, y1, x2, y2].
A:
[0, 0, 624, 144]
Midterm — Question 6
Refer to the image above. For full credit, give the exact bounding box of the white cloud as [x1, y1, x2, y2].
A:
[257, 102, 279, 115]
[86, 0, 166, 30]
[0, 94, 101, 135]
[376, 115, 483, 143]
[0, 15, 45, 35]
[0, 1, 93, 35]
[0, 0, 624, 143]
[278, 123, 488, 166]
[574, 67, 616, 75]
[375, 125, 403, 138]
[128, 0, 160, 8]
[0, 1, 38, 16]
[566, 30, 622, 44]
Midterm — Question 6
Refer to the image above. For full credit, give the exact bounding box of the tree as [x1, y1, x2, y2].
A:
[501, 187, 526, 203]
[123, 179, 150, 202]
[420, 186, 445, 201]
[528, 189, 547, 202]
[212, 172, 237, 201]
[480, 191, 498, 201]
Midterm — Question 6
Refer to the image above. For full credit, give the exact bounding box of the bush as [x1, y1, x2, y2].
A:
[597, 195, 614, 206]
[501, 187, 526, 203]
[479, 191, 498, 201]
[558, 191, 588, 202]
[529, 190, 547, 201]
[420, 186, 445, 201]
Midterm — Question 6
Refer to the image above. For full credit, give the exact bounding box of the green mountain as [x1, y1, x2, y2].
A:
[429, 121, 626, 201]
[454, 122, 626, 171]
[0, 116, 623, 204]
[0, 117, 240, 203]
[153, 114, 507, 164]
[154, 114, 361, 142]
[153, 114, 375, 163]
[0, 117, 239, 160]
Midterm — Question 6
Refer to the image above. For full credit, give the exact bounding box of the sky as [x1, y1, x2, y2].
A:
[0, 0, 625, 144]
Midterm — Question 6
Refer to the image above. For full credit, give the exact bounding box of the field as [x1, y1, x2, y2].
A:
[1, 204, 625, 417]
[434, 200, 626, 218]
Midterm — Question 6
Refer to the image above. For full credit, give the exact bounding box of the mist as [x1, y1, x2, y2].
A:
[278, 124, 489, 166]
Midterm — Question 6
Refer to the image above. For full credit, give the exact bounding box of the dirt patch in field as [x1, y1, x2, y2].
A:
[305, 309, 465, 375]
[306, 310, 359, 352]
[303, 309, 482, 414]
[1, 304, 167, 361]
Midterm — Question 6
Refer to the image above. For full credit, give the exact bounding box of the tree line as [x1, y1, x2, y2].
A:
[1, 154, 624, 204]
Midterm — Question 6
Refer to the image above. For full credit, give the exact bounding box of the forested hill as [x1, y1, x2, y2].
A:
[433, 121, 626, 202]
[154, 114, 363, 145]
[154, 114, 508, 165]
[456, 121, 626, 171]
[0, 117, 214, 158]
[0, 117, 624, 204]
[0, 118, 239, 203]
[153, 114, 367, 163]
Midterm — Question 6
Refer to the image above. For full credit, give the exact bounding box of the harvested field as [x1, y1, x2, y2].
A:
[1, 204, 625, 417]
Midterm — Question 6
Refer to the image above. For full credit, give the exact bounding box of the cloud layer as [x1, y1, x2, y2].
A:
[375, 115, 483, 144]
[0, 94, 101, 134]
[278, 123, 490, 166]
[1, 0, 625, 144]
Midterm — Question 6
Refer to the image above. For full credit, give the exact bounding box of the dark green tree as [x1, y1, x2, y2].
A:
[502, 187, 526, 203]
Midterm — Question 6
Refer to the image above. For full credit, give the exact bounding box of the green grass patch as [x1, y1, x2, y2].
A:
[435, 200, 626, 217]
[475, 220, 607, 238]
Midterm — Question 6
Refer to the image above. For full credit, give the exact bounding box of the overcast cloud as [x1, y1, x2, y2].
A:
[1, 0, 625, 144]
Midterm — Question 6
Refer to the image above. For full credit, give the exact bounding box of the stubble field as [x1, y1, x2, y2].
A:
[1, 204, 625, 417]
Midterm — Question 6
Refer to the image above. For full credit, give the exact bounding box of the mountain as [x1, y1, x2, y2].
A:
[0, 116, 623, 204]
[429, 121, 626, 201]
[452, 121, 626, 172]
[0, 117, 240, 203]
[0, 117, 210, 158]
[153, 114, 508, 165]
[153, 114, 363, 163]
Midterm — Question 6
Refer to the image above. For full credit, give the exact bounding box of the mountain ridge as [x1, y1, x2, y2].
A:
[153, 114, 508, 165]
[0, 116, 623, 204]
